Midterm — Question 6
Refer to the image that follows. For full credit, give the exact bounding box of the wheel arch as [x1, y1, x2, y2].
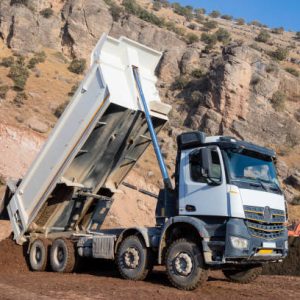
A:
[115, 227, 151, 254]
[158, 216, 210, 265]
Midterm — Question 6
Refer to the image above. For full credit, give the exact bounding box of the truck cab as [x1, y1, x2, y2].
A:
[170, 131, 288, 264]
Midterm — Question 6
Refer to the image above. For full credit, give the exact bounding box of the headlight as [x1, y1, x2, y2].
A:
[230, 236, 249, 249]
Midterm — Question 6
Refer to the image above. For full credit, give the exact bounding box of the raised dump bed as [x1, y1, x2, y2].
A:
[1, 34, 171, 244]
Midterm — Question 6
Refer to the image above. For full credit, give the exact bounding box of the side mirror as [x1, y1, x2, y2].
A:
[201, 148, 213, 178]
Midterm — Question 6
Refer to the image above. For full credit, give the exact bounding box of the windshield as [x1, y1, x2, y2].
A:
[224, 149, 279, 185]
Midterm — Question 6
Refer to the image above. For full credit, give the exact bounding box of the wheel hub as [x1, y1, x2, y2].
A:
[35, 247, 42, 263]
[57, 247, 64, 263]
[124, 247, 140, 269]
[174, 252, 193, 276]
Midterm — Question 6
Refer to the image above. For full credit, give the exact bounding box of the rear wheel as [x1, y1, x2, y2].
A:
[117, 235, 152, 281]
[222, 265, 262, 284]
[50, 238, 76, 273]
[29, 238, 50, 271]
[165, 239, 208, 291]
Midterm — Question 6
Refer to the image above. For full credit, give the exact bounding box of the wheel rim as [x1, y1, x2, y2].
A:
[123, 247, 140, 269]
[173, 252, 193, 276]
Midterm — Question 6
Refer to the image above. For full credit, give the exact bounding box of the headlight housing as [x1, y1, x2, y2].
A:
[230, 236, 249, 249]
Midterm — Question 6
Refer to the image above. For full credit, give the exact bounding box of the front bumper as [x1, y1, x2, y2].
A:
[224, 218, 288, 264]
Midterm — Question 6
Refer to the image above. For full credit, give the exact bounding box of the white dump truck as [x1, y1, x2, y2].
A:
[0, 34, 288, 290]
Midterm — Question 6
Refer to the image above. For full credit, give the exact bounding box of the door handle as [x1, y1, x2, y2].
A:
[185, 205, 196, 212]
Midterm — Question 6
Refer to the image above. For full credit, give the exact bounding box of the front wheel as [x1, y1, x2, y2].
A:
[222, 265, 262, 284]
[165, 239, 208, 291]
[117, 235, 152, 281]
[29, 238, 51, 271]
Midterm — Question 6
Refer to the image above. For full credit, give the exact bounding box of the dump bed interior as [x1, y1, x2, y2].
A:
[4, 35, 171, 244]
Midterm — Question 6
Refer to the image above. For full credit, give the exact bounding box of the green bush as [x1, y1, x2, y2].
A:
[209, 10, 220, 18]
[8, 57, 29, 91]
[271, 47, 289, 61]
[40, 8, 53, 18]
[185, 33, 199, 44]
[109, 3, 123, 21]
[0, 85, 9, 99]
[122, 0, 164, 26]
[68, 58, 86, 74]
[14, 92, 28, 107]
[270, 91, 285, 111]
[172, 3, 193, 20]
[236, 18, 245, 25]
[194, 8, 206, 15]
[201, 33, 217, 46]
[172, 76, 189, 90]
[1, 56, 14, 67]
[28, 51, 46, 69]
[255, 30, 271, 43]
[285, 67, 299, 77]
[54, 101, 69, 118]
[191, 69, 204, 78]
[266, 64, 277, 73]
[249, 20, 263, 27]
[203, 20, 218, 31]
[221, 14, 233, 20]
[165, 21, 185, 36]
[215, 28, 231, 44]
[272, 27, 284, 34]
[152, 1, 161, 11]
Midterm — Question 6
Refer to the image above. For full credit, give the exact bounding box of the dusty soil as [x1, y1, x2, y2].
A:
[0, 236, 299, 299]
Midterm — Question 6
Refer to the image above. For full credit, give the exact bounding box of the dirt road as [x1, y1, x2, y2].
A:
[0, 263, 299, 300]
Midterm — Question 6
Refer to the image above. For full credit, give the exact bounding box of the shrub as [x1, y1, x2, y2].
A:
[266, 63, 277, 73]
[201, 33, 217, 46]
[296, 32, 300, 40]
[10, 0, 29, 6]
[13, 92, 28, 107]
[209, 10, 220, 18]
[215, 28, 231, 44]
[186, 33, 199, 44]
[165, 22, 185, 36]
[285, 67, 299, 77]
[191, 69, 204, 78]
[203, 20, 218, 31]
[28, 51, 46, 69]
[152, 1, 161, 11]
[272, 27, 284, 34]
[194, 8, 206, 15]
[249, 20, 263, 27]
[109, 3, 123, 21]
[172, 76, 189, 90]
[256, 30, 271, 43]
[221, 14, 233, 20]
[270, 91, 285, 111]
[1, 56, 14, 67]
[172, 3, 193, 21]
[40, 8, 53, 18]
[271, 47, 289, 61]
[122, 0, 164, 26]
[236, 18, 245, 25]
[250, 75, 260, 85]
[68, 83, 79, 96]
[68, 58, 86, 74]
[0, 85, 9, 99]
[54, 101, 69, 118]
[8, 57, 29, 91]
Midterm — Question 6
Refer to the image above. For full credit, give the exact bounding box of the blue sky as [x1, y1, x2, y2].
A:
[171, 0, 299, 31]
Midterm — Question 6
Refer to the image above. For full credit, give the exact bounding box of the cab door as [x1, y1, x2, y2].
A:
[179, 146, 229, 216]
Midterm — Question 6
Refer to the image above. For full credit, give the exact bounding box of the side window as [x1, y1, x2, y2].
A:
[189, 149, 221, 183]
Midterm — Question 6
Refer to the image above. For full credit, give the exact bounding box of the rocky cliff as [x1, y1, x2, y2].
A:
[0, 0, 300, 213]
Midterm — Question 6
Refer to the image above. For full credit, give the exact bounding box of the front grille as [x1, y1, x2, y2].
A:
[243, 205, 286, 240]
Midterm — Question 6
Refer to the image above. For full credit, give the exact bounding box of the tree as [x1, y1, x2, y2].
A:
[221, 14, 233, 20]
[271, 47, 289, 61]
[195, 8, 206, 15]
[209, 10, 220, 18]
[236, 18, 245, 25]
[255, 30, 271, 43]
[201, 33, 217, 46]
[203, 20, 218, 31]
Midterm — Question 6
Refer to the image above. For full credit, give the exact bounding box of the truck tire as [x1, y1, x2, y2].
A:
[222, 265, 262, 284]
[117, 235, 152, 281]
[29, 238, 50, 271]
[50, 238, 76, 273]
[165, 238, 208, 291]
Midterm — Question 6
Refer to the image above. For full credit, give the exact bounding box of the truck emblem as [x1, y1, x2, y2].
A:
[263, 206, 272, 222]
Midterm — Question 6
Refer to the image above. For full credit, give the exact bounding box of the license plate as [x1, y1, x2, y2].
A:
[258, 249, 273, 255]
[263, 242, 276, 249]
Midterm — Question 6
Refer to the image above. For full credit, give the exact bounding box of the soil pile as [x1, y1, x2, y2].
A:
[263, 237, 300, 276]
[0, 238, 29, 273]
